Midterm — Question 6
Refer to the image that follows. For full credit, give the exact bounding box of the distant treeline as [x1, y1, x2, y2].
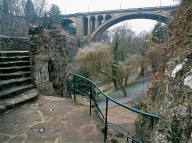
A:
[0, 0, 75, 37]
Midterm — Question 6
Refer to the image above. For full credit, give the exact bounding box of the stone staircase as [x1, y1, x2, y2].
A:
[0, 51, 38, 114]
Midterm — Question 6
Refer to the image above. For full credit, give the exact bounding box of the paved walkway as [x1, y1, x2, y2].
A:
[0, 96, 104, 143]
[98, 76, 152, 110]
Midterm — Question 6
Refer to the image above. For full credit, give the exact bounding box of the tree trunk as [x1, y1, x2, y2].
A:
[117, 80, 128, 97]
[125, 75, 128, 86]
[113, 79, 118, 90]
[99, 69, 128, 97]
[122, 86, 128, 97]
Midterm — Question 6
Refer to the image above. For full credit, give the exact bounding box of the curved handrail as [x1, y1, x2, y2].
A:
[68, 72, 160, 119]
[66, 72, 160, 142]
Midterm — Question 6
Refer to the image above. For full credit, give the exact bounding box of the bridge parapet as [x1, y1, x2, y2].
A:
[63, 5, 177, 18]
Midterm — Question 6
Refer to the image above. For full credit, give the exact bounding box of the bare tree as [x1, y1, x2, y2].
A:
[26, 0, 36, 24]
[106, 23, 151, 87]
[145, 45, 163, 77]
[133, 31, 150, 56]
[32, 0, 48, 18]
[34, 0, 46, 16]
[111, 22, 135, 56]
[74, 42, 142, 97]
[0, 0, 28, 37]
[25, 0, 48, 24]
[97, 30, 111, 44]
[0, 0, 49, 37]
[120, 54, 142, 86]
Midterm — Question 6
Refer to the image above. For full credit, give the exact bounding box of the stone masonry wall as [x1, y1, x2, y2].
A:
[0, 35, 29, 51]
[29, 25, 68, 96]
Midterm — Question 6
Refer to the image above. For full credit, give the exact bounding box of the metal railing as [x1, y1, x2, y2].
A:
[66, 73, 160, 143]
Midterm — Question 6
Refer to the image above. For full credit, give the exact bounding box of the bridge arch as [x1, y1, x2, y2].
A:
[97, 15, 104, 26]
[83, 17, 88, 35]
[105, 15, 112, 21]
[62, 19, 75, 28]
[90, 16, 96, 32]
[90, 12, 173, 40]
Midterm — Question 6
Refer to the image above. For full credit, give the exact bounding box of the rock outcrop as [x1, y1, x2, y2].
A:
[135, 0, 192, 142]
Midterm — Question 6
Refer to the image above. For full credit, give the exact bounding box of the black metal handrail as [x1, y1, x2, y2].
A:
[66, 72, 160, 142]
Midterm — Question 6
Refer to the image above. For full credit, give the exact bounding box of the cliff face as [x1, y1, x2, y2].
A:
[146, 57, 192, 143]
[136, 1, 192, 142]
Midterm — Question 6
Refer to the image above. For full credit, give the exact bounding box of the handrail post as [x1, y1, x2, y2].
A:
[126, 137, 129, 143]
[90, 82, 92, 115]
[67, 81, 68, 99]
[74, 75, 76, 102]
[151, 117, 154, 129]
[104, 98, 109, 143]
[139, 121, 144, 143]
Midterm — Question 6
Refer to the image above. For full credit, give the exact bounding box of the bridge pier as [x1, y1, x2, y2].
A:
[95, 20, 98, 29]
[88, 20, 91, 35]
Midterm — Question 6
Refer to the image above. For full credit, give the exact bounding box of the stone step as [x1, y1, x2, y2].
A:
[0, 71, 30, 80]
[0, 88, 38, 114]
[0, 77, 32, 91]
[0, 51, 29, 57]
[0, 61, 30, 67]
[0, 84, 36, 100]
[0, 66, 30, 74]
[0, 56, 29, 62]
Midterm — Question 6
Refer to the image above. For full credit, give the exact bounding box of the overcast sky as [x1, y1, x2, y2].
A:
[46, 0, 178, 34]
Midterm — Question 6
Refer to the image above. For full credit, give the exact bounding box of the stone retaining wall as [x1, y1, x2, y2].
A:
[0, 35, 29, 51]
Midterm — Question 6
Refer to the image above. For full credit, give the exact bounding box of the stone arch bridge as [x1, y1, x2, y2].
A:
[62, 5, 177, 44]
